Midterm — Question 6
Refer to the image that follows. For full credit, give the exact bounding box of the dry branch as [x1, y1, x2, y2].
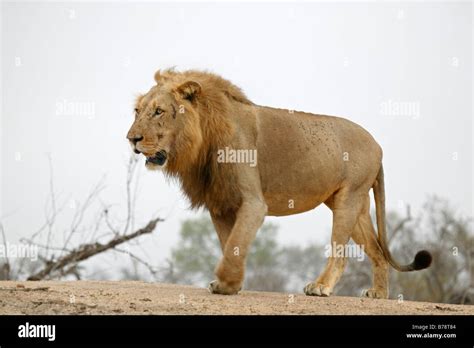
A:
[27, 218, 162, 281]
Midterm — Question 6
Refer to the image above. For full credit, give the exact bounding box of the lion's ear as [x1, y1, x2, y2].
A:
[154, 70, 161, 84]
[175, 81, 201, 102]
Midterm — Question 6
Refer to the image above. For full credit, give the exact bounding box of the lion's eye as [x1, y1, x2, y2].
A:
[134, 108, 139, 115]
[154, 108, 164, 116]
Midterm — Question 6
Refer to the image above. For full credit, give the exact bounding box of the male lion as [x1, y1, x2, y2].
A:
[126, 69, 432, 298]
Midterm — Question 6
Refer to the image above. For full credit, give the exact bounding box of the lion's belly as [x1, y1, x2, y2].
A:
[261, 169, 340, 216]
[255, 108, 345, 216]
[264, 193, 326, 216]
[259, 156, 341, 216]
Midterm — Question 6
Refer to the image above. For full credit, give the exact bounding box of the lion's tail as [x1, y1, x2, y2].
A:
[373, 164, 432, 272]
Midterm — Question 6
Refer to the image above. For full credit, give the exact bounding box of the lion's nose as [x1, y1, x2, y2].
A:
[128, 135, 144, 145]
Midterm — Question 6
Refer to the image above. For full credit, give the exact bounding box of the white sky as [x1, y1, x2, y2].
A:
[1, 1, 472, 276]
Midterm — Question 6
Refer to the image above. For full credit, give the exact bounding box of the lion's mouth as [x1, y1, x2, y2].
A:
[146, 150, 167, 166]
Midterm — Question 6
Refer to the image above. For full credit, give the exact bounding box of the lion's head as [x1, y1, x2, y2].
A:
[127, 69, 252, 177]
[126, 70, 205, 172]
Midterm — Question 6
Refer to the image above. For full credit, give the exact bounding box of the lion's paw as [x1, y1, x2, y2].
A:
[208, 280, 241, 295]
[361, 288, 387, 299]
[304, 282, 331, 297]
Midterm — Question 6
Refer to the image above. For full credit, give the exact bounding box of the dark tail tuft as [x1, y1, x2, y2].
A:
[413, 250, 432, 270]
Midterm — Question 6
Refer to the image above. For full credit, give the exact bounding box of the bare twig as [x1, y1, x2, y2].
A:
[63, 177, 105, 250]
[0, 223, 11, 280]
[19, 238, 73, 253]
[388, 205, 412, 243]
[27, 218, 162, 281]
[100, 202, 119, 235]
[45, 154, 56, 255]
[113, 247, 159, 277]
[131, 157, 141, 234]
[122, 156, 139, 235]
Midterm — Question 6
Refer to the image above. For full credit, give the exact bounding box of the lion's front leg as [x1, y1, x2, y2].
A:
[210, 211, 236, 253]
[209, 199, 267, 295]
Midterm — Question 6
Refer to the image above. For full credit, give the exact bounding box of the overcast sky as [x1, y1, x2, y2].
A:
[1, 1, 472, 277]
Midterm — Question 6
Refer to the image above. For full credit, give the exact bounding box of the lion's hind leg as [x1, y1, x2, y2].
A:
[351, 195, 389, 299]
[304, 188, 363, 297]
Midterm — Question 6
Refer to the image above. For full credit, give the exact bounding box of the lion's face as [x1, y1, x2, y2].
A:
[126, 79, 203, 171]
